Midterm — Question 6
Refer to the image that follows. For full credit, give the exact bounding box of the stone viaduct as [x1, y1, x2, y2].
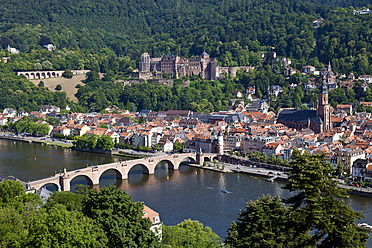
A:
[17, 70, 90, 80]
[26, 152, 217, 192]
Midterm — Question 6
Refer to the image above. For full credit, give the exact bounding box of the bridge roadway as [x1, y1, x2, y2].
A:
[26, 152, 217, 192]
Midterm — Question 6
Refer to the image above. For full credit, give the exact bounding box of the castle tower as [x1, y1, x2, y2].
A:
[199, 51, 211, 79]
[139, 53, 151, 72]
[316, 74, 332, 132]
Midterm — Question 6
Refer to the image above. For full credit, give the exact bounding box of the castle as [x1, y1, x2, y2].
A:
[138, 51, 253, 80]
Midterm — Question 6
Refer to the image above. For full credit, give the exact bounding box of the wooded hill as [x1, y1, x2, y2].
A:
[0, 0, 370, 69]
[0, 0, 371, 113]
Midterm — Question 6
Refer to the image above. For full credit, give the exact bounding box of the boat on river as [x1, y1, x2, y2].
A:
[267, 176, 277, 182]
[358, 223, 372, 231]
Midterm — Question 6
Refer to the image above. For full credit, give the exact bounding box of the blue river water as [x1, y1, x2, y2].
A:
[1, 138, 372, 244]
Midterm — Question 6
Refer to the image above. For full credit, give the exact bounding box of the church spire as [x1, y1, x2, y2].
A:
[321, 74, 328, 94]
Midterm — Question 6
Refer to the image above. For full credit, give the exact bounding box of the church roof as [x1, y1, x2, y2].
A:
[278, 109, 323, 124]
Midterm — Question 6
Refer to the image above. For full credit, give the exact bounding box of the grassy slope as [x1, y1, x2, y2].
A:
[30, 74, 86, 102]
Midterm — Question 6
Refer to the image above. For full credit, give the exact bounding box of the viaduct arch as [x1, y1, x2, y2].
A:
[27, 153, 215, 192]
[17, 70, 90, 80]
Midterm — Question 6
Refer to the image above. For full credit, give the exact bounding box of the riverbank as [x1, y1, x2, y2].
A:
[0, 133, 73, 148]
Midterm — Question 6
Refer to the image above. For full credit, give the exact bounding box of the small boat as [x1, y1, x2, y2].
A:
[206, 187, 214, 189]
[358, 223, 372, 231]
[221, 189, 230, 193]
[267, 176, 277, 182]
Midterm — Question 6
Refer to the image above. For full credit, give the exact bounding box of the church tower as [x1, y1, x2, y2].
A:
[316, 74, 332, 132]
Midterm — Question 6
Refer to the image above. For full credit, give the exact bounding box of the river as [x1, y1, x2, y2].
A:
[1, 139, 372, 245]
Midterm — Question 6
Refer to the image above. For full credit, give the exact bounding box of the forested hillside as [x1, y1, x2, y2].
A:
[303, 0, 370, 7]
[0, 0, 371, 113]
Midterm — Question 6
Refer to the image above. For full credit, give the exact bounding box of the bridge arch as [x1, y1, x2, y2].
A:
[69, 174, 94, 187]
[37, 182, 60, 192]
[174, 156, 197, 169]
[127, 163, 150, 178]
[155, 159, 175, 170]
[99, 168, 123, 181]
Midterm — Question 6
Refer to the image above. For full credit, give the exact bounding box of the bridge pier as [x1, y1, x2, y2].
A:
[61, 177, 70, 192]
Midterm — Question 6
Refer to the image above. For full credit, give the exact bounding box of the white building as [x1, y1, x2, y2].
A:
[142, 205, 162, 240]
[262, 142, 283, 158]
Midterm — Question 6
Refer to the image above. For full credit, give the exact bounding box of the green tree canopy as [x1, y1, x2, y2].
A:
[284, 152, 369, 247]
[0, 180, 41, 211]
[96, 134, 114, 150]
[226, 195, 298, 247]
[27, 204, 108, 248]
[163, 219, 222, 248]
[0, 207, 28, 248]
[82, 186, 160, 248]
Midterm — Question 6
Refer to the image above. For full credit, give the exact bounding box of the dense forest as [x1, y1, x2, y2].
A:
[0, 0, 370, 112]
[0, 0, 370, 68]
[303, 0, 370, 7]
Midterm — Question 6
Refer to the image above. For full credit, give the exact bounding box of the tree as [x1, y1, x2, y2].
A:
[284, 153, 369, 247]
[262, 153, 268, 163]
[40, 36, 51, 46]
[45, 191, 86, 212]
[1, 36, 11, 49]
[173, 142, 183, 152]
[27, 204, 108, 247]
[0, 207, 28, 247]
[226, 195, 297, 247]
[38, 81, 44, 87]
[55, 84, 62, 91]
[33, 63, 42, 71]
[152, 144, 160, 151]
[355, 104, 364, 113]
[0, 180, 41, 211]
[268, 154, 276, 164]
[82, 186, 160, 248]
[62, 69, 74, 79]
[96, 134, 114, 150]
[42, 60, 53, 70]
[163, 219, 222, 248]
[276, 156, 283, 165]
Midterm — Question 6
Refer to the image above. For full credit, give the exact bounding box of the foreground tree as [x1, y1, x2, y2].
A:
[27, 204, 108, 247]
[163, 219, 222, 248]
[82, 186, 160, 248]
[45, 191, 86, 212]
[284, 152, 368, 247]
[226, 153, 369, 247]
[0, 207, 28, 247]
[0, 180, 41, 211]
[226, 195, 298, 248]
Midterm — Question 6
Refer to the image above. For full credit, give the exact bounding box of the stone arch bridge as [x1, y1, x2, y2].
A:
[17, 70, 90, 80]
[26, 153, 217, 192]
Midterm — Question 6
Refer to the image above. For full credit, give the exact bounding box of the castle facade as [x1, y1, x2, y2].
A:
[138, 52, 252, 80]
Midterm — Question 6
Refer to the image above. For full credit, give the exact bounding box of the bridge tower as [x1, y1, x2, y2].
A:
[196, 148, 203, 165]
